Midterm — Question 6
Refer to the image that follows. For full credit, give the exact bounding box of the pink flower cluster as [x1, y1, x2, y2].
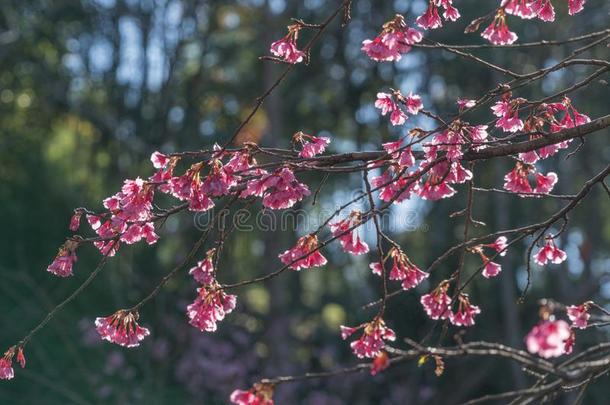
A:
[47, 239, 79, 277]
[375, 91, 423, 126]
[293, 131, 330, 158]
[421, 281, 452, 320]
[370, 351, 390, 376]
[341, 318, 396, 358]
[470, 236, 508, 278]
[450, 294, 482, 327]
[241, 167, 310, 210]
[95, 310, 150, 348]
[187, 284, 237, 332]
[567, 302, 591, 329]
[387, 246, 429, 290]
[329, 211, 369, 255]
[534, 237, 567, 266]
[230, 383, 274, 405]
[503, 162, 558, 196]
[270, 24, 305, 64]
[525, 319, 573, 358]
[481, 9, 518, 45]
[416, 0, 460, 30]
[361, 14, 423, 62]
[189, 248, 216, 285]
[279, 234, 327, 271]
[0, 347, 25, 380]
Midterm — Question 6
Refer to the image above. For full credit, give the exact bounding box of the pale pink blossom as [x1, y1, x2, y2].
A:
[404, 92, 424, 114]
[279, 234, 327, 271]
[487, 236, 508, 256]
[375, 93, 396, 115]
[567, 302, 591, 329]
[534, 237, 567, 266]
[525, 320, 572, 358]
[95, 310, 150, 348]
[457, 98, 476, 110]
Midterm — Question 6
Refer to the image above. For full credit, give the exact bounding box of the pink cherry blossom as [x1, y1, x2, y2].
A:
[375, 93, 396, 115]
[372, 169, 417, 203]
[369, 262, 383, 276]
[241, 167, 310, 210]
[487, 236, 508, 256]
[525, 320, 572, 358]
[189, 249, 216, 285]
[388, 247, 429, 290]
[416, 2, 443, 30]
[567, 302, 591, 329]
[421, 281, 452, 320]
[568, 0, 586, 15]
[532, 0, 556, 21]
[187, 283, 237, 332]
[69, 210, 82, 232]
[201, 160, 236, 197]
[230, 384, 274, 405]
[294, 132, 331, 158]
[370, 351, 390, 376]
[95, 310, 150, 348]
[16, 348, 25, 369]
[534, 237, 567, 266]
[47, 240, 79, 277]
[534, 172, 558, 194]
[0, 349, 15, 380]
[270, 24, 305, 64]
[340, 325, 357, 340]
[503, 0, 536, 19]
[342, 318, 396, 359]
[329, 211, 369, 255]
[457, 98, 476, 111]
[362, 15, 422, 62]
[492, 96, 525, 132]
[481, 10, 518, 45]
[450, 294, 481, 327]
[482, 261, 502, 278]
[279, 234, 327, 271]
[403, 92, 424, 114]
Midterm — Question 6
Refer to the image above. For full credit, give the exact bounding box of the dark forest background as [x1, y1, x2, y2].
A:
[1, 0, 609, 403]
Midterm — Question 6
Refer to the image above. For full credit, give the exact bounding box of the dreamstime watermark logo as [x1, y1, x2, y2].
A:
[193, 207, 428, 233]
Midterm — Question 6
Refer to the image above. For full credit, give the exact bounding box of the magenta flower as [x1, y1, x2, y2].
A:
[329, 211, 369, 255]
[293, 131, 330, 158]
[201, 159, 236, 197]
[342, 318, 396, 359]
[525, 320, 572, 358]
[416, 2, 443, 30]
[503, 0, 536, 19]
[487, 236, 508, 256]
[534, 237, 567, 266]
[69, 210, 83, 232]
[567, 302, 592, 329]
[270, 24, 305, 64]
[189, 248, 216, 285]
[241, 167, 310, 210]
[450, 294, 481, 327]
[568, 0, 586, 15]
[47, 239, 79, 277]
[362, 15, 422, 62]
[388, 247, 428, 290]
[482, 261, 502, 278]
[187, 284, 237, 332]
[532, 0, 556, 21]
[0, 348, 16, 380]
[230, 383, 274, 405]
[481, 10, 518, 45]
[421, 281, 452, 320]
[279, 234, 327, 271]
[95, 310, 150, 348]
[369, 262, 383, 276]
